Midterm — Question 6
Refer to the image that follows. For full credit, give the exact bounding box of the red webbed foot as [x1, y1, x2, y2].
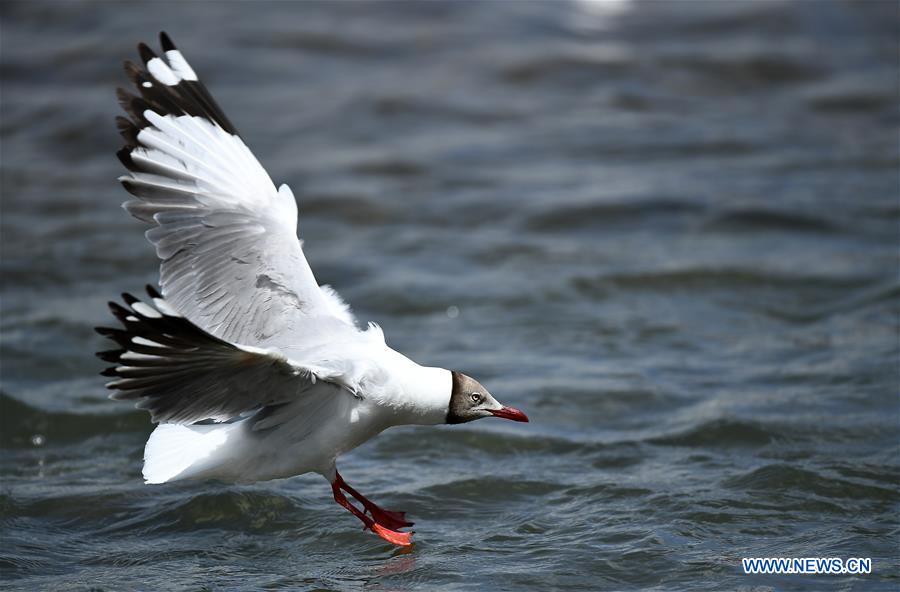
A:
[332, 470, 415, 547]
[371, 523, 413, 546]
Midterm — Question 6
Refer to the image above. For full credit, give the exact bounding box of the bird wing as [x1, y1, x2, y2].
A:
[115, 32, 354, 347]
[97, 286, 332, 425]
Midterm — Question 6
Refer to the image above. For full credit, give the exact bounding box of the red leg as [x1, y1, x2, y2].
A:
[335, 472, 414, 529]
[331, 475, 413, 546]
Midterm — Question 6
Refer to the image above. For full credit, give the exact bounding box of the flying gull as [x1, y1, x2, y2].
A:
[96, 32, 529, 547]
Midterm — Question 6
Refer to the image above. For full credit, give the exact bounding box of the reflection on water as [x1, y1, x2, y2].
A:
[377, 550, 417, 576]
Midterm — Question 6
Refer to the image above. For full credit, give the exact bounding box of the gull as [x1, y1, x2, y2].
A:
[95, 32, 529, 547]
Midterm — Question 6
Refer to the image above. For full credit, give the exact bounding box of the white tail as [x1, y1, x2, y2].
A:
[142, 423, 234, 484]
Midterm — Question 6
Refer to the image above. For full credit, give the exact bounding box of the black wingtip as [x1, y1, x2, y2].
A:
[116, 86, 135, 106]
[116, 147, 136, 171]
[160, 31, 175, 52]
[116, 88, 152, 126]
[122, 292, 139, 306]
[108, 301, 132, 323]
[137, 42, 157, 65]
[146, 284, 162, 299]
[97, 349, 125, 362]
[115, 116, 139, 148]
[130, 96, 152, 117]
[123, 59, 143, 81]
[100, 367, 120, 377]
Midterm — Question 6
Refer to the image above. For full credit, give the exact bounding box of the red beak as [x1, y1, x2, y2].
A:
[489, 406, 529, 422]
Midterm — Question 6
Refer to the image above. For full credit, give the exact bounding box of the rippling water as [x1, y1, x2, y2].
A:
[2, 1, 898, 590]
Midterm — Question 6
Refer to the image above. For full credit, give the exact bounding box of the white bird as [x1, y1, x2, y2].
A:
[96, 32, 528, 546]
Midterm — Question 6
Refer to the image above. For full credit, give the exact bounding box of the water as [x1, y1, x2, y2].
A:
[1, 1, 898, 589]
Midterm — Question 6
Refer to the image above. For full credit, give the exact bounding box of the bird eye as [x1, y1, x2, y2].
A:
[470, 392, 482, 404]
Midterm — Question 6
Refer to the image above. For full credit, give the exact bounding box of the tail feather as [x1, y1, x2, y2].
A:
[143, 423, 233, 484]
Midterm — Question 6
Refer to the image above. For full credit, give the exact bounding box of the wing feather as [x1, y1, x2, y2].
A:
[96, 287, 321, 424]
[116, 33, 356, 345]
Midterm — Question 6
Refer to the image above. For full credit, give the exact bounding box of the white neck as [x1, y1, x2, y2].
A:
[378, 350, 451, 426]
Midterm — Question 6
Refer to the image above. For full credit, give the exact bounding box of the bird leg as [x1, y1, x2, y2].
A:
[334, 472, 414, 529]
[331, 473, 413, 546]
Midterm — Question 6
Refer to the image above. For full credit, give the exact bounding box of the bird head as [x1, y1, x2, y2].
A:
[446, 371, 529, 424]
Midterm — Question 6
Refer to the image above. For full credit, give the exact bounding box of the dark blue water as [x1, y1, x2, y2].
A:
[1, 1, 898, 590]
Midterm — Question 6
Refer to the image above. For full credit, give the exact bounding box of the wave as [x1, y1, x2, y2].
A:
[298, 193, 396, 226]
[4, 485, 319, 543]
[499, 48, 633, 85]
[700, 208, 838, 234]
[421, 477, 565, 501]
[573, 268, 872, 295]
[761, 278, 900, 323]
[525, 198, 702, 232]
[647, 418, 775, 448]
[99, 489, 305, 535]
[371, 427, 587, 458]
[0, 392, 149, 448]
[724, 464, 899, 502]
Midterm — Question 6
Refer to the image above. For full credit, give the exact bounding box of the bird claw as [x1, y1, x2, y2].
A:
[369, 507, 414, 530]
[371, 523, 414, 547]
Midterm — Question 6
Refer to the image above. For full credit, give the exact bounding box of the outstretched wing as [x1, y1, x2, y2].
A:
[115, 32, 354, 346]
[96, 286, 322, 424]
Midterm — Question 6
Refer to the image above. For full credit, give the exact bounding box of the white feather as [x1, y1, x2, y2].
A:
[143, 423, 231, 483]
[130, 301, 161, 319]
[122, 109, 358, 346]
[164, 49, 198, 81]
[147, 57, 179, 85]
[152, 297, 180, 316]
